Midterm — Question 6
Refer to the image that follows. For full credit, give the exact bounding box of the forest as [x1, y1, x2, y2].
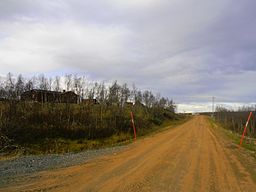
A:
[0, 73, 180, 154]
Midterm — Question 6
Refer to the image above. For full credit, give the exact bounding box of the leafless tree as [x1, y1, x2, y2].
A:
[65, 74, 72, 91]
[15, 74, 25, 98]
[53, 76, 61, 92]
[38, 74, 49, 90]
[5, 72, 15, 99]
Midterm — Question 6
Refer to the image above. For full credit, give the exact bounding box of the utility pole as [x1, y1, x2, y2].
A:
[212, 96, 215, 118]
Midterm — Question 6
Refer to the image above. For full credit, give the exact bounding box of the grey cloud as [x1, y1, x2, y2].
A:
[0, 0, 255, 108]
[0, 0, 68, 21]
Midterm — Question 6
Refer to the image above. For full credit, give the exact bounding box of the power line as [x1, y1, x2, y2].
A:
[212, 96, 215, 118]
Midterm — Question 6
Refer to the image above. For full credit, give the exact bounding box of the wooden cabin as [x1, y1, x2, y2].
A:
[60, 91, 79, 104]
[21, 89, 79, 104]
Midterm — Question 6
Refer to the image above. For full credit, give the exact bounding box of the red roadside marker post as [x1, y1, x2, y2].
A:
[130, 111, 136, 142]
[239, 111, 253, 148]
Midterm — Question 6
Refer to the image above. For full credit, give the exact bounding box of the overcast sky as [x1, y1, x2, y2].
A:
[0, 0, 255, 112]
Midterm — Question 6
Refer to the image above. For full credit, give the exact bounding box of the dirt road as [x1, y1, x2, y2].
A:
[2, 116, 256, 192]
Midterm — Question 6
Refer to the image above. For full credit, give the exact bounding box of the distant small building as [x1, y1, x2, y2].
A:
[82, 99, 99, 105]
[60, 91, 79, 104]
[125, 102, 134, 107]
[21, 89, 79, 104]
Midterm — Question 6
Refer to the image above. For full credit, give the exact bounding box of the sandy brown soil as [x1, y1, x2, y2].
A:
[1, 116, 256, 192]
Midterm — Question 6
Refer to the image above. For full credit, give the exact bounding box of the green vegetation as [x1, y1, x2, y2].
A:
[209, 116, 256, 182]
[0, 73, 185, 154]
[213, 106, 256, 151]
[209, 117, 256, 152]
[0, 101, 185, 154]
[214, 106, 256, 137]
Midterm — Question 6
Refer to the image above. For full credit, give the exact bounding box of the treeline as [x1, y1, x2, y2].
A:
[214, 105, 256, 138]
[0, 73, 178, 153]
[0, 73, 174, 108]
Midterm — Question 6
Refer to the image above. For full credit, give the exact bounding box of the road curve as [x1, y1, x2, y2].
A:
[1, 116, 256, 192]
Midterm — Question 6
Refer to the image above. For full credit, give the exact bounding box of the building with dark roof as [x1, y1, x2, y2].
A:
[21, 89, 79, 104]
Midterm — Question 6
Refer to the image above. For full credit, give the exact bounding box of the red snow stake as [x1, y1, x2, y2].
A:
[239, 111, 253, 148]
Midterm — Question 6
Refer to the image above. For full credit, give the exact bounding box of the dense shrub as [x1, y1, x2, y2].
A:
[0, 101, 176, 145]
[0, 73, 177, 150]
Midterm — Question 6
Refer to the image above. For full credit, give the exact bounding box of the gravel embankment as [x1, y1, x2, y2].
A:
[0, 145, 127, 186]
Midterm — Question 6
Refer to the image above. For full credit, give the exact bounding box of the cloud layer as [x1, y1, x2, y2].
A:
[0, 0, 256, 109]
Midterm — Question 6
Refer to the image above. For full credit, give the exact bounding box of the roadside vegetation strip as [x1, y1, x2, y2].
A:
[209, 118, 254, 151]
[209, 117, 256, 182]
[214, 110, 256, 141]
[210, 117, 256, 153]
[1, 114, 189, 158]
[1, 101, 186, 155]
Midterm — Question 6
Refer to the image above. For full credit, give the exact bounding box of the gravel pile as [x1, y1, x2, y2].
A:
[0, 145, 127, 186]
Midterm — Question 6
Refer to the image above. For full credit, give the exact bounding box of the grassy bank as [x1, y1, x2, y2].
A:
[209, 117, 256, 154]
[20, 114, 189, 155]
[0, 101, 186, 155]
[209, 116, 256, 183]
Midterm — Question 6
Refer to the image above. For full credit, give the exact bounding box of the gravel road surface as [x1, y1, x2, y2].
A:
[0, 145, 127, 187]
